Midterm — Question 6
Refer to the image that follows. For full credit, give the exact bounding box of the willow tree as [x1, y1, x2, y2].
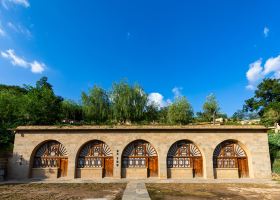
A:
[81, 86, 110, 123]
[111, 81, 147, 124]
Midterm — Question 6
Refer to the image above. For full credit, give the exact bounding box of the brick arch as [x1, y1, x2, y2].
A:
[167, 139, 203, 178]
[29, 140, 68, 179]
[75, 140, 113, 178]
[121, 139, 158, 178]
[213, 139, 249, 179]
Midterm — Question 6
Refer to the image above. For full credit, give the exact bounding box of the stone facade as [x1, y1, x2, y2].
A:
[8, 126, 272, 180]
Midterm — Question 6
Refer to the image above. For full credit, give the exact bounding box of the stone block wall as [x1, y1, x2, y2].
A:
[8, 126, 272, 180]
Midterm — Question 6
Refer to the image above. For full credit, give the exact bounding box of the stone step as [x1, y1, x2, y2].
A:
[122, 181, 151, 200]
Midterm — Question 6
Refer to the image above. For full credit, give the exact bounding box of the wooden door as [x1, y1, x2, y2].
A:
[59, 158, 68, 177]
[148, 157, 158, 177]
[237, 158, 249, 178]
[104, 157, 113, 177]
[193, 157, 203, 177]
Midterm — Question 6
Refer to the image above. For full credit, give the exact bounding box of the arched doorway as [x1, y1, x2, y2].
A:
[76, 140, 113, 178]
[167, 140, 203, 179]
[32, 140, 68, 179]
[213, 140, 249, 179]
[121, 140, 158, 178]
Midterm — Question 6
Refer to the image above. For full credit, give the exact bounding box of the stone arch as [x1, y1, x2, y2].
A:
[30, 140, 68, 179]
[213, 139, 249, 179]
[121, 139, 158, 178]
[167, 140, 203, 179]
[75, 140, 113, 179]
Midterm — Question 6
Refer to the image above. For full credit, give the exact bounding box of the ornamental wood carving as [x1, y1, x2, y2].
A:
[33, 141, 67, 168]
[77, 140, 112, 168]
[122, 140, 157, 168]
[213, 141, 247, 168]
[167, 140, 202, 168]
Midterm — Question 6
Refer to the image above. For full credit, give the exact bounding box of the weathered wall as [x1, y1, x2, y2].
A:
[8, 128, 272, 180]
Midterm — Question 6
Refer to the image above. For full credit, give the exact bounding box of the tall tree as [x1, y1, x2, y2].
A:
[244, 79, 280, 125]
[202, 93, 220, 125]
[61, 100, 83, 122]
[81, 86, 110, 123]
[25, 77, 63, 125]
[111, 81, 147, 123]
[167, 97, 193, 125]
[144, 103, 159, 123]
[0, 88, 27, 149]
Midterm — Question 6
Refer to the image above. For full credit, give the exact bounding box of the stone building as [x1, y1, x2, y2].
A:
[8, 125, 272, 180]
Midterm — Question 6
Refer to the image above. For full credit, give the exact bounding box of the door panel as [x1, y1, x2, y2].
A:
[238, 158, 249, 178]
[104, 157, 113, 177]
[59, 158, 68, 177]
[148, 157, 158, 177]
[193, 157, 203, 177]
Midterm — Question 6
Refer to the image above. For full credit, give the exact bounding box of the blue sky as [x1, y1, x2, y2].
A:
[1, 0, 280, 116]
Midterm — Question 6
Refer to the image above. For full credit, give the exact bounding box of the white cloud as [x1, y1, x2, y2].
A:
[246, 54, 280, 90]
[1, 49, 45, 74]
[0, 27, 5, 36]
[264, 26, 269, 38]
[1, 49, 29, 67]
[148, 93, 167, 108]
[7, 22, 32, 38]
[172, 87, 183, 98]
[246, 59, 264, 89]
[1, 0, 30, 9]
[30, 61, 45, 73]
[264, 55, 280, 76]
[148, 87, 184, 108]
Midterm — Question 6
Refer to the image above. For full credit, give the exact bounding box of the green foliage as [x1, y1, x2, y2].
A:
[202, 93, 220, 124]
[82, 86, 110, 123]
[61, 100, 83, 122]
[244, 78, 280, 126]
[158, 107, 169, 124]
[0, 77, 64, 149]
[268, 131, 280, 174]
[231, 109, 259, 121]
[111, 81, 147, 123]
[167, 97, 193, 125]
[144, 103, 159, 123]
[261, 102, 280, 126]
[24, 77, 63, 125]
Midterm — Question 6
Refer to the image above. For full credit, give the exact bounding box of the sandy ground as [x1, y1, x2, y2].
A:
[0, 183, 126, 200]
[146, 183, 280, 200]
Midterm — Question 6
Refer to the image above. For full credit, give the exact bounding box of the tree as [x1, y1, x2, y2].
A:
[81, 86, 110, 123]
[111, 81, 147, 123]
[244, 78, 280, 126]
[167, 97, 193, 125]
[232, 110, 246, 121]
[261, 102, 280, 126]
[144, 103, 159, 123]
[159, 106, 169, 124]
[0, 90, 27, 150]
[202, 93, 220, 124]
[61, 100, 83, 122]
[25, 77, 63, 125]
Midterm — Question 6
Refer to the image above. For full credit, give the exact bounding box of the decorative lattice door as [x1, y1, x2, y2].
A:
[122, 140, 158, 177]
[77, 140, 113, 177]
[213, 140, 248, 178]
[167, 140, 203, 177]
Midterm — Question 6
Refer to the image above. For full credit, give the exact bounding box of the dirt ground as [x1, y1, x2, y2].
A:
[146, 183, 280, 200]
[0, 183, 126, 200]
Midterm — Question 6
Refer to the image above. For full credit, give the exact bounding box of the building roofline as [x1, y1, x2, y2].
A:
[14, 125, 269, 132]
